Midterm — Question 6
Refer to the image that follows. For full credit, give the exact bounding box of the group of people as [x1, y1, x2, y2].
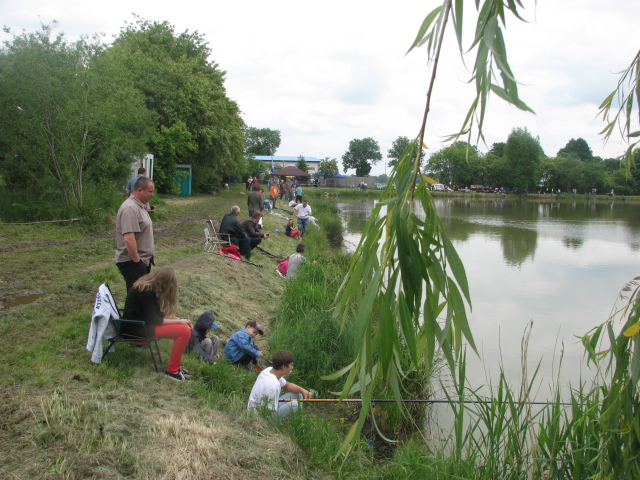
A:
[266, 178, 303, 203]
[110, 169, 312, 417]
[219, 206, 269, 261]
[223, 320, 313, 418]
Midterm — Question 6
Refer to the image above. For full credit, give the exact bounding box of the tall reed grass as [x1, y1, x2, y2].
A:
[393, 304, 639, 480]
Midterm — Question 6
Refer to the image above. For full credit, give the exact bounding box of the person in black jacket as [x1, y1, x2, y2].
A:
[186, 311, 220, 364]
[241, 211, 269, 252]
[123, 266, 193, 381]
[219, 206, 252, 259]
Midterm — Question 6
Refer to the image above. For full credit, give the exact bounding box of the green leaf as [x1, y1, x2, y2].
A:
[406, 6, 443, 54]
[443, 234, 471, 305]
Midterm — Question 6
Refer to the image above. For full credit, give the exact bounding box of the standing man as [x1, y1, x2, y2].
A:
[247, 350, 313, 420]
[219, 206, 252, 260]
[126, 167, 146, 198]
[295, 183, 303, 203]
[269, 182, 280, 209]
[116, 176, 155, 292]
[293, 200, 312, 237]
[247, 185, 264, 218]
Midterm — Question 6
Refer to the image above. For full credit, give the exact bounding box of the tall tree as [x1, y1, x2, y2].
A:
[318, 157, 339, 177]
[557, 137, 594, 161]
[342, 137, 382, 176]
[296, 154, 309, 173]
[425, 141, 482, 188]
[244, 158, 268, 178]
[488, 142, 507, 158]
[505, 127, 543, 192]
[245, 127, 281, 156]
[106, 17, 245, 192]
[387, 135, 425, 168]
[0, 23, 151, 211]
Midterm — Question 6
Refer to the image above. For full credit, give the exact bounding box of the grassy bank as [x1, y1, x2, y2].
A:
[5, 183, 634, 479]
[0, 185, 418, 479]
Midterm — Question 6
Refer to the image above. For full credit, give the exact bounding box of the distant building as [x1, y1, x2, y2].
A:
[254, 155, 320, 174]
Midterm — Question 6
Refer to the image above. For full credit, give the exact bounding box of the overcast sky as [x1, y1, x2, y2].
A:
[2, 0, 638, 176]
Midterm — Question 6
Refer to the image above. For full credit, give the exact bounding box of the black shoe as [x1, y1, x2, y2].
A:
[164, 370, 186, 381]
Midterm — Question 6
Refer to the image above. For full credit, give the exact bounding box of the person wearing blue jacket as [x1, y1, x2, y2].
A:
[224, 321, 264, 369]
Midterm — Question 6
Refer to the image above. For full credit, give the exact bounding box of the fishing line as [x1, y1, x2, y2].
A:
[279, 398, 577, 406]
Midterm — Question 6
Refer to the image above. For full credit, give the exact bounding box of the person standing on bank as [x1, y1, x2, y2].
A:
[269, 182, 280, 209]
[247, 185, 263, 217]
[126, 167, 146, 198]
[116, 176, 155, 292]
[293, 200, 312, 237]
[123, 266, 193, 381]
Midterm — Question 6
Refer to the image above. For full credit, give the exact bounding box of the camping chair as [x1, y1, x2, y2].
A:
[206, 219, 231, 250]
[204, 227, 215, 253]
[99, 283, 163, 372]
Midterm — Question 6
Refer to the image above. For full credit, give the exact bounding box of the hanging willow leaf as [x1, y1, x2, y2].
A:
[597, 49, 640, 171]
[331, 0, 539, 456]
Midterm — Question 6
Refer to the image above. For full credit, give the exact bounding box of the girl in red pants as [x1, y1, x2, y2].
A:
[123, 266, 193, 380]
[286, 218, 302, 239]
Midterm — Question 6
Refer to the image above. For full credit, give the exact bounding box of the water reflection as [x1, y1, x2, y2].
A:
[336, 196, 640, 396]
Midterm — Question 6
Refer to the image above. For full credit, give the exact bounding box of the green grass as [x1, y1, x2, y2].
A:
[3, 183, 635, 479]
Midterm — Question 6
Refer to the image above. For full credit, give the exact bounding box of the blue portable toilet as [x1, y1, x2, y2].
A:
[175, 165, 192, 196]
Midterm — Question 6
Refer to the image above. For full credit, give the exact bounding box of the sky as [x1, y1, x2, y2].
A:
[2, 0, 638, 176]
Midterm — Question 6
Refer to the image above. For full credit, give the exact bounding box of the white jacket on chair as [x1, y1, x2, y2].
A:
[86, 284, 119, 364]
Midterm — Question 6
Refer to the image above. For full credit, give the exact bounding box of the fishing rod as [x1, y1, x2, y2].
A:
[209, 251, 263, 268]
[255, 245, 283, 260]
[280, 398, 577, 406]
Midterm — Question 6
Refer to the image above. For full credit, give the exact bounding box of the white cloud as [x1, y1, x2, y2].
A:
[2, 0, 638, 176]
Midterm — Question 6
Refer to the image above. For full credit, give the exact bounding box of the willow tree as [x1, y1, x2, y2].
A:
[332, 0, 533, 453]
[332, 1, 640, 468]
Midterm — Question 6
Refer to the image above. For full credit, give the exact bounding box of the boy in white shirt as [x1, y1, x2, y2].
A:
[247, 350, 313, 419]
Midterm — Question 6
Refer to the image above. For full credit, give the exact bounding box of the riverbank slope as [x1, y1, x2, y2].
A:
[0, 186, 361, 479]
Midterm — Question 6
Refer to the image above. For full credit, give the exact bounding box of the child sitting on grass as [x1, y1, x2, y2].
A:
[285, 218, 302, 239]
[277, 256, 290, 277]
[185, 311, 220, 364]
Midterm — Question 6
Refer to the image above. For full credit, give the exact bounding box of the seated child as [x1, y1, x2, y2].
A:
[186, 311, 220, 364]
[277, 256, 290, 277]
[224, 321, 264, 369]
[285, 218, 302, 238]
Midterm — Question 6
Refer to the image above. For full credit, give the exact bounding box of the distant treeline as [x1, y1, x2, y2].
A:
[425, 132, 640, 195]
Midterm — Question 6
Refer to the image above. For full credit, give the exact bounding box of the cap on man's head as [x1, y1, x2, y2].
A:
[246, 320, 264, 336]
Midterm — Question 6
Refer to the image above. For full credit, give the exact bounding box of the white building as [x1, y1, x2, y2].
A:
[254, 155, 320, 174]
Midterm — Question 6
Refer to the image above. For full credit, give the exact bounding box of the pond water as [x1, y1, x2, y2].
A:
[337, 196, 640, 398]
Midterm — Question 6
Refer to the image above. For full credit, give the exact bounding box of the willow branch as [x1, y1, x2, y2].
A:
[412, 0, 453, 202]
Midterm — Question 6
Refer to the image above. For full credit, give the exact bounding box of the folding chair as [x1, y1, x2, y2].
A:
[204, 227, 214, 252]
[205, 219, 231, 250]
[99, 283, 163, 372]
